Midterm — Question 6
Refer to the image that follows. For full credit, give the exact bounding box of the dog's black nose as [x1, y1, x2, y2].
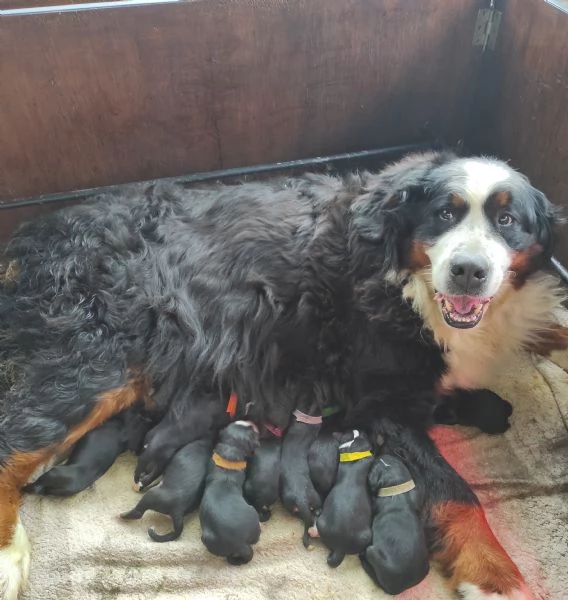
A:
[449, 254, 488, 294]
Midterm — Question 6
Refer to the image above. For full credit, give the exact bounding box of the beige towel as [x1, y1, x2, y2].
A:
[20, 347, 568, 600]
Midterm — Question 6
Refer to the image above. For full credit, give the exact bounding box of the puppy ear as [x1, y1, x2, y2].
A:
[366, 459, 382, 491]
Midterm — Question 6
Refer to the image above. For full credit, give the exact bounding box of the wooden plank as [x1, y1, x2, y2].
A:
[470, 0, 568, 263]
[0, 0, 484, 204]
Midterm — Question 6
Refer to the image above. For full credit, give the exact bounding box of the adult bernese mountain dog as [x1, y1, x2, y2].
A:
[0, 151, 567, 599]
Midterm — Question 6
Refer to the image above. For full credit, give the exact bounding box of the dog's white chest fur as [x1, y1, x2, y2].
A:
[403, 272, 565, 391]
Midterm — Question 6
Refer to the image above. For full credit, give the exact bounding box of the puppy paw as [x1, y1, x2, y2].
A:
[458, 582, 533, 600]
[0, 519, 31, 600]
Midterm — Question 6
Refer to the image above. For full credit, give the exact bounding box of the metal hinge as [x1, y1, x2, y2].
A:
[472, 6, 502, 51]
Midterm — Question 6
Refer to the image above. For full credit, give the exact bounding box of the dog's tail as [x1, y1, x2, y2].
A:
[147, 515, 183, 543]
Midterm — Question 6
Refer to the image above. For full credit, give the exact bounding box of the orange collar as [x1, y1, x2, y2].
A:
[212, 452, 247, 471]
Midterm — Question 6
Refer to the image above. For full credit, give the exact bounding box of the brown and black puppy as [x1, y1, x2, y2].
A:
[360, 453, 429, 595]
[199, 421, 260, 565]
[279, 406, 323, 548]
[316, 430, 373, 568]
[120, 437, 212, 542]
[24, 406, 154, 497]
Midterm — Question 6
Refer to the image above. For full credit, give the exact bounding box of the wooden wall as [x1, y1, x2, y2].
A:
[470, 0, 568, 263]
[0, 0, 484, 213]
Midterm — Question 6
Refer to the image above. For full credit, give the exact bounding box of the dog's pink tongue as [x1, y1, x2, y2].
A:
[449, 295, 479, 315]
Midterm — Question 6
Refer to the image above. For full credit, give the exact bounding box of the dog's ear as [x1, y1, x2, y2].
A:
[531, 188, 565, 258]
[352, 151, 453, 274]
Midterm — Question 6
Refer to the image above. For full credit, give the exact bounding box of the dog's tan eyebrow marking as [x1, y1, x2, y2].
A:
[494, 191, 512, 207]
[450, 194, 466, 208]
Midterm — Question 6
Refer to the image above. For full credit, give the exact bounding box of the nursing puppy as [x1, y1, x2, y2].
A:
[279, 406, 323, 547]
[200, 421, 260, 564]
[360, 453, 429, 595]
[135, 390, 229, 488]
[316, 430, 373, 567]
[120, 437, 212, 542]
[244, 422, 284, 522]
[308, 410, 342, 499]
[24, 407, 153, 497]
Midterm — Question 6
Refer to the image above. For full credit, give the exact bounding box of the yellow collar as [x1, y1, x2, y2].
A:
[339, 450, 373, 463]
[377, 479, 416, 497]
[212, 452, 247, 471]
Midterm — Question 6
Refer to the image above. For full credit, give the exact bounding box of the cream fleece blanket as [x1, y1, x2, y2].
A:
[19, 346, 568, 600]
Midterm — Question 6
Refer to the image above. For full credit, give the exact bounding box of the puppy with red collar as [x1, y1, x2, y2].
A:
[199, 421, 260, 565]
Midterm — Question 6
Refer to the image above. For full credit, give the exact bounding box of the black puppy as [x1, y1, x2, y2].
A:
[135, 389, 229, 488]
[279, 406, 323, 548]
[360, 453, 429, 595]
[316, 430, 373, 567]
[200, 421, 260, 564]
[120, 437, 212, 542]
[24, 406, 154, 497]
[308, 415, 341, 499]
[434, 389, 513, 434]
[243, 422, 284, 522]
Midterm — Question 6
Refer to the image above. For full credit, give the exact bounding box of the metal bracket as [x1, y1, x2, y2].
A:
[472, 7, 502, 51]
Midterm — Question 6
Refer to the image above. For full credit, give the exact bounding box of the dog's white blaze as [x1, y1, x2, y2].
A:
[461, 159, 511, 203]
[457, 582, 532, 600]
[0, 518, 31, 600]
[404, 272, 566, 390]
[427, 160, 512, 298]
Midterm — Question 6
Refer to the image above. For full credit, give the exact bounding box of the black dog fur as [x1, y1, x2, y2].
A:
[199, 421, 260, 564]
[360, 453, 429, 595]
[121, 437, 212, 542]
[316, 430, 373, 567]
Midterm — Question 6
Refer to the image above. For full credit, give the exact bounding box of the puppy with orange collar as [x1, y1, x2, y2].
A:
[199, 421, 260, 565]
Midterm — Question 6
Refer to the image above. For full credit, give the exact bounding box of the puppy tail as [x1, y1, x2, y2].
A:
[148, 521, 182, 543]
[147, 513, 184, 542]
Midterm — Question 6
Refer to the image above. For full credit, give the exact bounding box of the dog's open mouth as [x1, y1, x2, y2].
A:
[434, 293, 492, 329]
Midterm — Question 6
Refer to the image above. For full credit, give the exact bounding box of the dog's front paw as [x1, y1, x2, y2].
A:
[457, 582, 533, 600]
[0, 519, 31, 600]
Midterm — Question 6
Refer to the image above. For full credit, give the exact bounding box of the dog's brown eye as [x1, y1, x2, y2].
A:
[439, 208, 454, 221]
[498, 213, 514, 226]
